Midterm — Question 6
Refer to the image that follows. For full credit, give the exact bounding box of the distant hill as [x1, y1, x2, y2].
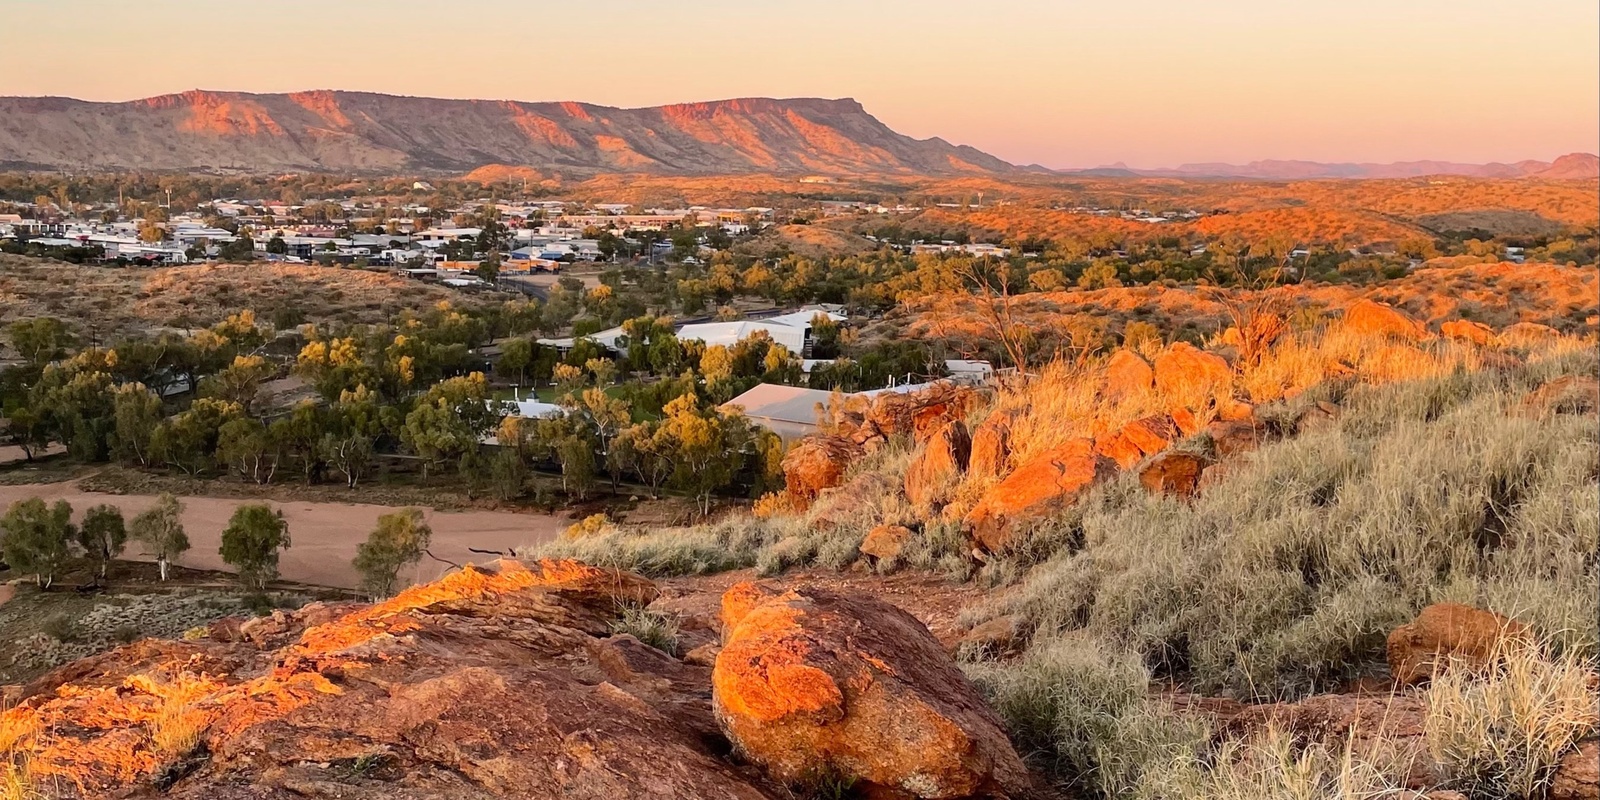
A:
[0, 91, 1016, 176]
[1533, 152, 1600, 179]
[1071, 154, 1599, 180]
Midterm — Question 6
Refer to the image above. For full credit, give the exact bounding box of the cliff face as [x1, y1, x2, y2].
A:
[0, 90, 1015, 176]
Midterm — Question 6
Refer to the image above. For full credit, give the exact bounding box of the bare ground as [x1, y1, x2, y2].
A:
[0, 480, 566, 589]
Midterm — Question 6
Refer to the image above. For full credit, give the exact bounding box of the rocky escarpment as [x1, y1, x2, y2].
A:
[0, 560, 1032, 799]
[0, 91, 1016, 175]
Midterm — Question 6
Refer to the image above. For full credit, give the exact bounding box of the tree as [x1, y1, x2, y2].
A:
[219, 503, 290, 591]
[130, 493, 189, 581]
[0, 498, 76, 588]
[150, 398, 243, 475]
[77, 504, 127, 580]
[495, 338, 534, 387]
[8, 318, 75, 367]
[110, 383, 163, 466]
[217, 417, 279, 484]
[352, 508, 432, 600]
[201, 355, 272, 413]
[266, 234, 288, 255]
[401, 373, 500, 481]
[659, 395, 748, 516]
[139, 223, 169, 243]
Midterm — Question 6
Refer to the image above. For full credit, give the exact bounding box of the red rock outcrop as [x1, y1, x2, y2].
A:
[1521, 375, 1600, 416]
[713, 583, 1030, 799]
[1386, 603, 1532, 685]
[781, 436, 862, 499]
[965, 438, 1118, 553]
[1, 560, 790, 799]
[1440, 319, 1496, 345]
[1138, 451, 1213, 499]
[859, 524, 914, 563]
[1095, 413, 1182, 470]
[1103, 349, 1155, 401]
[1344, 299, 1430, 340]
[968, 414, 1013, 481]
[1293, 401, 1343, 435]
[1551, 739, 1600, 800]
[1206, 418, 1268, 459]
[1499, 321, 1562, 344]
[905, 420, 972, 510]
[1154, 342, 1234, 407]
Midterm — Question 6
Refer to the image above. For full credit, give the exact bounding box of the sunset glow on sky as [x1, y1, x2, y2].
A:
[2, 0, 1595, 169]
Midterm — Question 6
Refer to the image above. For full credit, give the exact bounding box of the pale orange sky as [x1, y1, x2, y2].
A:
[1, 0, 1595, 168]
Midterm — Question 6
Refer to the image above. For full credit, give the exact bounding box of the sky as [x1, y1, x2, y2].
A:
[1, 0, 1595, 169]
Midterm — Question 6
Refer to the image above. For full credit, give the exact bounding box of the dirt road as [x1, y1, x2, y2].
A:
[0, 482, 565, 590]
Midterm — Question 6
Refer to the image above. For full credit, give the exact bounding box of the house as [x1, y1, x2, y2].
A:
[720, 384, 838, 443]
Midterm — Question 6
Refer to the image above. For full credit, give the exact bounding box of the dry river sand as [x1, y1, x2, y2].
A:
[0, 481, 565, 590]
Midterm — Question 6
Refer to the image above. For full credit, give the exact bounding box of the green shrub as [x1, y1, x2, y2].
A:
[610, 606, 681, 657]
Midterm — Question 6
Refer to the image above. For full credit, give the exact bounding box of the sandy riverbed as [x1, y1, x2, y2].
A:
[0, 481, 565, 590]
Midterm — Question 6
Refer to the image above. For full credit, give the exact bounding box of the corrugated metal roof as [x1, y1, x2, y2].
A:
[720, 384, 836, 425]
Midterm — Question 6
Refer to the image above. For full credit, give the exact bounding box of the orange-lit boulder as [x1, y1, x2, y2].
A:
[1343, 299, 1428, 340]
[1154, 342, 1233, 407]
[1103, 349, 1155, 401]
[965, 438, 1117, 553]
[1440, 319, 1496, 345]
[1499, 321, 1561, 344]
[713, 583, 1030, 799]
[968, 413, 1013, 481]
[782, 436, 862, 499]
[1521, 375, 1600, 416]
[1206, 418, 1268, 459]
[1095, 414, 1179, 469]
[905, 420, 972, 510]
[859, 524, 914, 563]
[1386, 603, 1531, 685]
[0, 561, 788, 799]
[1138, 451, 1213, 499]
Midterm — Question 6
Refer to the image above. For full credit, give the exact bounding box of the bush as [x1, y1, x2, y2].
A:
[610, 606, 680, 657]
[1423, 641, 1599, 799]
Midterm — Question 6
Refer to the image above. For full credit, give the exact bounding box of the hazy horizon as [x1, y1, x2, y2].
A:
[2, 0, 1595, 170]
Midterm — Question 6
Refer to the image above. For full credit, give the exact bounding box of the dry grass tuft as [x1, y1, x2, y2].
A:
[1423, 641, 1599, 799]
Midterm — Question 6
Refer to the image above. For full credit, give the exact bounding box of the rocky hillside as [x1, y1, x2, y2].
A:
[0, 91, 1015, 176]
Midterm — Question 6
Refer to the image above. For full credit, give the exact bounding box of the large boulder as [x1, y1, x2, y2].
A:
[905, 420, 972, 510]
[713, 583, 1030, 799]
[1440, 319, 1496, 345]
[1138, 451, 1213, 499]
[808, 471, 895, 532]
[965, 438, 1117, 553]
[1103, 349, 1155, 402]
[1154, 342, 1233, 409]
[1551, 739, 1600, 800]
[1521, 375, 1600, 416]
[859, 524, 914, 564]
[869, 384, 979, 441]
[968, 413, 1013, 481]
[1344, 299, 1429, 340]
[2, 560, 787, 799]
[782, 436, 863, 499]
[1386, 603, 1531, 685]
[1499, 321, 1562, 344]
[1094, 414, 1180, 470]
[1206, 418, 1268, 459]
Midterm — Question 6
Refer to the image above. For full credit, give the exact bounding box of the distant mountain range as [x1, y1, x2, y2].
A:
[0, 90, 1016, 176]
[0, 89, 1592, 180]
[1070, 153, 1598, 180]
